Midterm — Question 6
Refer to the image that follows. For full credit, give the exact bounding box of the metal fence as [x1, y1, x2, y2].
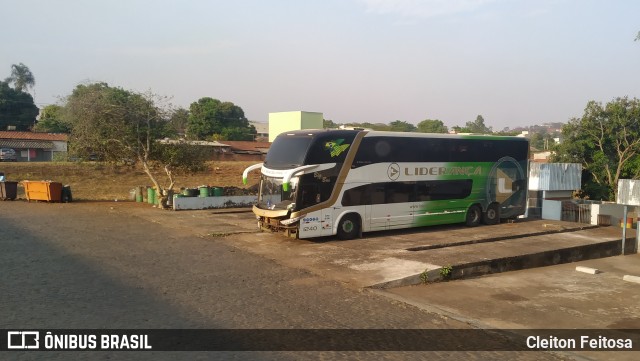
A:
[560, 200, 592, 224]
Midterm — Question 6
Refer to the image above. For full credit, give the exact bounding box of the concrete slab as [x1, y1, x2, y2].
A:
[103, 203, 640, 358]
[383, 254, 640, 360]
[223, 219, 636, 289]
[110, 205, 637, 293]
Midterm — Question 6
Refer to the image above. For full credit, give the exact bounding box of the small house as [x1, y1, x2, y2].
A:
[0, 131, 68, 161]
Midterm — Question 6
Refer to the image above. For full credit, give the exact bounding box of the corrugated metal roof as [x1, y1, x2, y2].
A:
[529, 163, 582, 191]
[0, 131, 68, 141]
[0, 140, 54, 149]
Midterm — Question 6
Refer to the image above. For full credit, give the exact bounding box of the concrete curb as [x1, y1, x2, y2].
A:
[369, 240, 624, 289]
[406, 224, 601, 252]
[369, 267, 443, 289]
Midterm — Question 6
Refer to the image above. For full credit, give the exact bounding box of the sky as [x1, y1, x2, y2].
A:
[1, 0, 639, 130]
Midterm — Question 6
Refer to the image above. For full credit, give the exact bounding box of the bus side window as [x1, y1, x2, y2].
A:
[371, 185, 386, 205]
[416, 183, 431, 201]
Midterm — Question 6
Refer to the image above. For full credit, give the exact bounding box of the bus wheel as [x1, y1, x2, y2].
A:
[337, 214, 360, 240]
[465, 205, 482, 227]
[482, 203, 500, 225]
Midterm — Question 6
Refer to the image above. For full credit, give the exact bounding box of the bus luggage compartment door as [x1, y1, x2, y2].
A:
[366, 183, 415, 231]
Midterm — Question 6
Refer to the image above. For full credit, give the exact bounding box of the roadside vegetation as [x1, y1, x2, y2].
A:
[1, 161, 259, 201]
[2, 52, 640, 203]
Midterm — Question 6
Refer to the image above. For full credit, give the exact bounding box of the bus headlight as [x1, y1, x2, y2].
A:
[280, 215, 304, 226]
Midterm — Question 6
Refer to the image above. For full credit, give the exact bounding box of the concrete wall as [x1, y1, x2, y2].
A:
[173, 195, 257, 210]
[540, 198, 639, 228]
[591, 203, 637, 227]
[268, 111, 323, 142]
[51, 140, 67, 152]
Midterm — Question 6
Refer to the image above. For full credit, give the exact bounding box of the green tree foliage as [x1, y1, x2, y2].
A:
[493, 129, 520, 136]
[323, 119, 339, 129]
[416, 119, 448, 133]
[186, 97, 255, 140]
[342, 122, 390, 131]
[529, 132, 555, 151]
[164, 107, 189, 137]
[5, 63, 35, 93]
[464, 115, 492, 134]
[64, 82, 210, 207]
[0, 80, 39, 130]
[34, 104, 70, 133]
[552, 97, 640, 200]
[388, 120, 416, 132]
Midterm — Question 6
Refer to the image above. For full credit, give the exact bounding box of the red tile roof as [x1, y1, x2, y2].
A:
[0, 131, 68, 141]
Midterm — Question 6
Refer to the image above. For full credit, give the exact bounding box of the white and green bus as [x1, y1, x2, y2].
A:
[243, 129, 529, 240]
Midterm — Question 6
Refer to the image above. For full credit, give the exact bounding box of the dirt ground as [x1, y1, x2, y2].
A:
[0, 160, 261, 200]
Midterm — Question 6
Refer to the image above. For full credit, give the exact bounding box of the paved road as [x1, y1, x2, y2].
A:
[1, 201, 571, 360]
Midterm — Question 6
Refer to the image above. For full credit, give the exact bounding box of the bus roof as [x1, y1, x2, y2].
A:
[277, 129, 527, 142]
[363, 131, 528, 141]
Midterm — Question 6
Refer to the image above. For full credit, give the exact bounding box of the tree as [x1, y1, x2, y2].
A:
[451, 125, 465, 133]
[388, 120, 416, 132]
[64, 82, 210, 208]
[494, 128, 520, 136]
[465, 115, 492, 134]
[323, 119, 339, 129]
[416, 119, 448, 133]
[220, 126, 257, 141]
[528, 131, 554, 151]
[5, 63, 35, 93]
[0, 80, 39, 130]
[552, 97, 640, 200]
[164, 107, 189, 137]
[186, 97, 255, 140]
[343, 122, 390, 131]
[34, 104, 70, 133]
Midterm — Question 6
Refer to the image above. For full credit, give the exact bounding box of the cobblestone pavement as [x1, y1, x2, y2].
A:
[1, 201, 572, 360]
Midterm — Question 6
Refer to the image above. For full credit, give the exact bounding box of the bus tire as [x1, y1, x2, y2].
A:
[465, 205, 482, 227]
[482, 203, 500, 225]
[337, 214, 360, 240]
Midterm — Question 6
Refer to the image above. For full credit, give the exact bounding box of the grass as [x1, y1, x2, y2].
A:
[0, 161, 261, 201]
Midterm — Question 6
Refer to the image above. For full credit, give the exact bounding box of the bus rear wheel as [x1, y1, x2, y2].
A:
[337, 214, 360, 240]
[482, 203, 500, 225]
[465, 205, 482, 227]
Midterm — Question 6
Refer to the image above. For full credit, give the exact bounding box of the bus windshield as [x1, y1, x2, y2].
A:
[264, 136, 312, 169]
[258, 175, 298, 210]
